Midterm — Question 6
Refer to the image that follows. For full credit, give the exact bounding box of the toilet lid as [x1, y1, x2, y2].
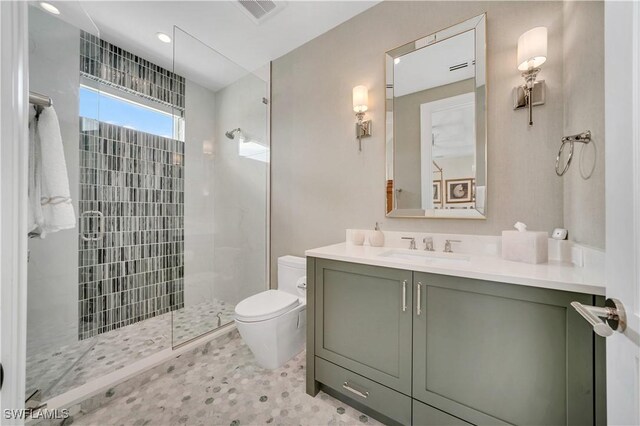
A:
[235, 290, 300, 322]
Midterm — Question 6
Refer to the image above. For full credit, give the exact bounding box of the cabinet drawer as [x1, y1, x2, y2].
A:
[315, 356, 411, 425]
[413, 399, 471, 426]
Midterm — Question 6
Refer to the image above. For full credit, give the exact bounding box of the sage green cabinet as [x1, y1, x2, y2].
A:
[412, 400, 471, 426]
[315, 356, 412, 425]
[314, 259, 413, 395]
[306, 257, 605, 426]
[412, 272, 597, 425]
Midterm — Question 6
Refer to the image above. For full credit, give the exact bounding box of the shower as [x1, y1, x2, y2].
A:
[25, 7, 270, 406]
[225, 127, 242, 139]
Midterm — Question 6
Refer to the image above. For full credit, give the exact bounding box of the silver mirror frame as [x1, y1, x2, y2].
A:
[385, 13, 487, 219]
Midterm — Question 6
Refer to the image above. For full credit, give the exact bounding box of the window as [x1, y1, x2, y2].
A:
[79, 85, 184, 141]
[238, 139, 270, 163]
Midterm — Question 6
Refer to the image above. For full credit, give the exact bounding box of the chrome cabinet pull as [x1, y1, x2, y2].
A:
[416, 282, 423, 316]
[342, 381, 369, 399]
[402, 280, 407, 312]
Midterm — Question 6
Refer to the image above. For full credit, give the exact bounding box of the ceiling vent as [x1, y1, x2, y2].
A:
[449, 62, 468, 72]
[449, 60, 475, 72]
[236, 0, 285, 24]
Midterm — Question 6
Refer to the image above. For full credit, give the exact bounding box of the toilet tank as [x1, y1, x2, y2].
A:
[278, 256, 306, 297]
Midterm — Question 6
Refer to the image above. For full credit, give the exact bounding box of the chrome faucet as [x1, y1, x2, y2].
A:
[402, 237, 417, 250]
[444, 239, 461, 253]
[423, 237, 434, 251]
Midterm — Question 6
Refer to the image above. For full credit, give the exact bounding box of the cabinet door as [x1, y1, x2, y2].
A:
[413, 272, 595, 425]
[315, 259, 413, 395]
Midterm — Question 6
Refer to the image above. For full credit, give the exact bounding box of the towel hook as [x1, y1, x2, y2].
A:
[556, 130, 591, 176]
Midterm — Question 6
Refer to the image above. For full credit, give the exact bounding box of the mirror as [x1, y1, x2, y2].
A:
[386, 14, 486, 219]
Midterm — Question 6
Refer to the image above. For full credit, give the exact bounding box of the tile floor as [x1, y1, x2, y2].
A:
[63, 330, 380, 426]
[26, 299, 236, 401]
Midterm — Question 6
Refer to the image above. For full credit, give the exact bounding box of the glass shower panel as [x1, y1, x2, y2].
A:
[172, 28, 269, 346]
[27, 5, 184, 403]
[25, 6, 269, 405]
[77, 31, 182, 358]
[26, 4, 104, 403]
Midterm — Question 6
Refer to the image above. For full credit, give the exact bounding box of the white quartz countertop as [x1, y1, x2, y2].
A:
[305, 243, 606, 296]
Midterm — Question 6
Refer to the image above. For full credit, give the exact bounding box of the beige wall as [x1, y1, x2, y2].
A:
[562, 1, 605, 248]
[271, 1, 604, 285]
[394, 78, 475, 209]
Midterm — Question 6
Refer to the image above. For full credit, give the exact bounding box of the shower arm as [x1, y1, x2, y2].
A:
[225, 128, 242, 140]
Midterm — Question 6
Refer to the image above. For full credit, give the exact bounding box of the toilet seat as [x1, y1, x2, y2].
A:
[235, 290, 300, 322]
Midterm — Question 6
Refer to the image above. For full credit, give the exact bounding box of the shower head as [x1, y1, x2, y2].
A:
[225, 128, 241, 140]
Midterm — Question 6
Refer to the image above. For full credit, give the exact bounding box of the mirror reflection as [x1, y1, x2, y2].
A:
[386, 14, 486, 218]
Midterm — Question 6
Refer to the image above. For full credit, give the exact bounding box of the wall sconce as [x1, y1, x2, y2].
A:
[513, 26, 547, 126]
[352, 85, 372, 151]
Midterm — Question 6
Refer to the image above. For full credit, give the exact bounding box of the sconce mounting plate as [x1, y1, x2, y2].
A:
[356, 120, 372, 138]
[513, 80, 547, 110]
[513, 80, 545, 110]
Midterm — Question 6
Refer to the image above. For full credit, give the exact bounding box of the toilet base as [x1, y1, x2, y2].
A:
[235, 303, 306, 370]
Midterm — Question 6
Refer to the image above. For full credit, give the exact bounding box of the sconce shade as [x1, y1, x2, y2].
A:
[352, 85, 369, 113]
[517, 27, 547, 71]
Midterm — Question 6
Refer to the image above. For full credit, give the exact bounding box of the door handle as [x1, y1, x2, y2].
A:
[402, 280, 407, 312]
[571, 298, 626, 337]
[416, 282, 423, 316]
[80, 210, 105, 242]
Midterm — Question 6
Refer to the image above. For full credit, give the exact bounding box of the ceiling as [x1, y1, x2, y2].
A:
[40, 0, 379, 91]
[393, 29, 475, 97]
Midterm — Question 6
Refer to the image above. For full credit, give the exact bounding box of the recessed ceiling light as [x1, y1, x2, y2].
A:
[40, 2, 60, 15]
[156, 32, 172, 44]
[394, 58, 401, 65]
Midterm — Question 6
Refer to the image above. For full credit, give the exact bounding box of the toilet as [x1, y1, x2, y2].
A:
[234, 255, 306, 369]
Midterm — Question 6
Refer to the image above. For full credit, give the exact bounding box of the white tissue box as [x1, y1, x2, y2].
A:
[501, 230, 548, 264]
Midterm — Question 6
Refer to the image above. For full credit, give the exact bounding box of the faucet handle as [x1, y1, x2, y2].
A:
[444, 239, 461, 253]
[401, 236, 417, 250]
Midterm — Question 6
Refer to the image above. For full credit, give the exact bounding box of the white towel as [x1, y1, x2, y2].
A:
[28, 108, 42, 234]
[28, 106, 76, 238]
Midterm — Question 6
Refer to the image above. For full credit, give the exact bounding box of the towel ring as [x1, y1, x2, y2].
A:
[556, 130, 591, 176]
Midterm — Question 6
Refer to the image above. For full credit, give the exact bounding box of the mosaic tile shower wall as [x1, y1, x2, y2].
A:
[78, 33, 186, 340]
[78, 121, 185, 339]
[80, 31, 185, 110]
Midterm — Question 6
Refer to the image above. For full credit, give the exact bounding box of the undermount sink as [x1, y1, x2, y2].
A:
[378, 249, 471, 264]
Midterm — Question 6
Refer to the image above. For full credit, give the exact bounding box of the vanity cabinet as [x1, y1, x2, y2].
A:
[412, 400, 471, 426]
[307, 258, 605, 426]
[313, 259, 413, 395]
[412, 272, 596, 425]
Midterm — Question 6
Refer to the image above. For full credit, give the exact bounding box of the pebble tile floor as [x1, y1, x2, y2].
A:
[70, 330, 382, 426]
[26, 300, 236, 401]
